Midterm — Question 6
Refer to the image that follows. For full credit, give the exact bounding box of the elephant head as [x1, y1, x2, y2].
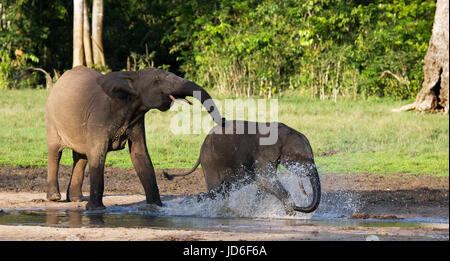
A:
[97, 68, 224, 125]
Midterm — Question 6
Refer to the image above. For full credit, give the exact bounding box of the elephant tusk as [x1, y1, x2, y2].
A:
[169, 95, 193, 105]
[168, 94, 178, 103]
[182, 98, 193, 105]
[298, 179, 309, 199]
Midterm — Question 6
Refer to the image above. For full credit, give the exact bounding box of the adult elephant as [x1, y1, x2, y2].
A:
[34, 66, 224, 210]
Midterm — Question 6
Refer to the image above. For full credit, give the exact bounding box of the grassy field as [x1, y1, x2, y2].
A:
[0, 89, 448, 177]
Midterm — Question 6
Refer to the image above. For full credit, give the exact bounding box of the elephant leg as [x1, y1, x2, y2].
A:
[196, 190, 217, 202]
[67, 151, 87, 202]
[256, 175, 296, 215]
[255, 163, 296, 215]
[197, 167, 232, 201]
[46, 143, 62, 201]
[196, 181, 231, 202]
[248, 187, 268, 213]
[85, 144, 107, 210]
[255, 187, 267, 201]
[128, 119, 162, 207]
[129, 144, 162, 206]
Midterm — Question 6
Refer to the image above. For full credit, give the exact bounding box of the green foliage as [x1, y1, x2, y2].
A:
[0, 1, 36, 88]
[0, 0, 436, 99]
[346, 0, 435, 99]
[0, 0, 71, 88]
[166, 0, 435, 98]
[0, 48, 39, 89]
[102, 0, 176, 71]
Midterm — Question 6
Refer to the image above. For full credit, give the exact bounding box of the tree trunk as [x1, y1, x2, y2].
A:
[92, 0, 106, 67]
[1, 3, 5, 30]
[82, 0, 93, 67]
[394, 0, 449, 113]
[73, 0, 84, 68]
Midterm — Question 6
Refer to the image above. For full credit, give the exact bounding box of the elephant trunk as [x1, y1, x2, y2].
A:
[292, 164, 321, 213]
[179, 81, 225, 126]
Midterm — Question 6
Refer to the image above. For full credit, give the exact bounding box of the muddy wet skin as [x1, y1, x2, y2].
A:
[0, 166, 448, 241]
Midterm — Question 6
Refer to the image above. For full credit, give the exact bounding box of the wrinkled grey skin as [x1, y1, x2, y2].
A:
[41, 66, 224, 210]
[164, 120, 321, 215]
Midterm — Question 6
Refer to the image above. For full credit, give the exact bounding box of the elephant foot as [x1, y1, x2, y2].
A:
[283, 200, 297, 216]
[196, 190, 217, 202]
[138, 203, 162, 211]
[67, 195, 84, 202]
[67, 189, 84, 202]
[46, 192, 61, 201]
[284, 207, 296, 216]
[85, 201, 106, 211]
[149, 200, 163, 207]
[146, 196, 163, 207]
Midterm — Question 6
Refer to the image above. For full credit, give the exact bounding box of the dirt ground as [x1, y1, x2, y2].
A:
[0, 166, 448, 241]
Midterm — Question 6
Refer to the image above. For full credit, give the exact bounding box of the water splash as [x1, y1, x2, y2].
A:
[141, 181, 301, 219]
[135, 165, 362, 219]
[313, 172, 363, 218]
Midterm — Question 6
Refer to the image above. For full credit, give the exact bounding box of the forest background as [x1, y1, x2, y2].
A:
[0, 0, 436, 99]
[0, 0, 447, 177]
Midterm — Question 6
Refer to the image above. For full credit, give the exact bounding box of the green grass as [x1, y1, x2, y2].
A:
[0, 89, 448, 177]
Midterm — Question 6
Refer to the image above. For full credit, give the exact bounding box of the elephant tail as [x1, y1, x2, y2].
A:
[163, 157, 201, 180]
[23, 68, 53, 89]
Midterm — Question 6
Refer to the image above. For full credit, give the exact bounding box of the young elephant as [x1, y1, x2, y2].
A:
[164, 120, 321, 214]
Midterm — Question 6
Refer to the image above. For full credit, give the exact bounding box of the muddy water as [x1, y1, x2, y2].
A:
[0, 207, 447, 241]
[0, 174, 448, 240]
[0, 207, 444, 230]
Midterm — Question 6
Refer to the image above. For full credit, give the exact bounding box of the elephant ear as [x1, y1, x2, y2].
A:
[97, 71, 139, 99]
